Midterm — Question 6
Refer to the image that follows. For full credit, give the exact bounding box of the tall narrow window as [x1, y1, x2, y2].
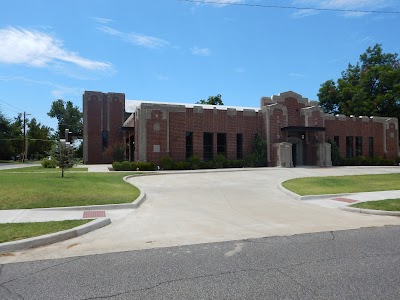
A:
[355, 136, 363, 156]
[237, 133, 243, 160]
[186, 131, 193, 159]
[203, 132, 213, 161]
[102, 130, 108, 150]
[368, 137, 374, 158]
[217, 133, 227, 158]
[346, 136, 353, 158]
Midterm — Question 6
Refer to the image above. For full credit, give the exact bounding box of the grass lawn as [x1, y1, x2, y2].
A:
[282, 173, 400, 196]
[0, 220, 91, 243]
[0, 167, 141, 209]
[0, 166, 88, 172]
[351, 199, 400, 211]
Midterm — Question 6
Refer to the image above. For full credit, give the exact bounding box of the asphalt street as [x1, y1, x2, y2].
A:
[1, 226, 400, 300]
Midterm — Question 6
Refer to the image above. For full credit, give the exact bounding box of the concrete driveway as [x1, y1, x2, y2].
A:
[2, 166, 400, 263]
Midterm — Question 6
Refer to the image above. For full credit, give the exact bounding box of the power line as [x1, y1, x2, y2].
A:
[0, 99, 25, 114]
[178, 0, 400, 14]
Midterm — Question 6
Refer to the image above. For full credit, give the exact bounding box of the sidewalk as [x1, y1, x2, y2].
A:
[0, 207, 135, 224]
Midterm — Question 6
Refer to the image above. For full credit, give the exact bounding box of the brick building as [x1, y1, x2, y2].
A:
[83, 90, 399, 166]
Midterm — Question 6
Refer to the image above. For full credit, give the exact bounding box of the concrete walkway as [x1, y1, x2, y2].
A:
[1, 165, 400, 264]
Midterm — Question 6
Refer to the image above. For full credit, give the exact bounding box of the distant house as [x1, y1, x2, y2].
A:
[83, 91, 399, 166]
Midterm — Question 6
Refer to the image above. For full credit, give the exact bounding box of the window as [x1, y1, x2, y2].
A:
[203, 132, 213, 161]
[334, 136, 339, 148]
[102, 130, 108, 150]
[346, 136, 353, 158]
[369, 137, 374, 158]
[217, 133, 227, 158]
[237, 134, 243, 160]
[186, 131, 193, 159]
[355, 137, 363, 157]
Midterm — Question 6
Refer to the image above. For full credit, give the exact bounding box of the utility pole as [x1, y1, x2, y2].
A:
[22, 111, 31, 162]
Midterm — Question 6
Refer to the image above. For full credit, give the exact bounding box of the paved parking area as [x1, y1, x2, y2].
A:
[2, 166, 400, 264]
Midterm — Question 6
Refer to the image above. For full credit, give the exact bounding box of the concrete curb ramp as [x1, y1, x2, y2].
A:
[0, 218, 111, 253]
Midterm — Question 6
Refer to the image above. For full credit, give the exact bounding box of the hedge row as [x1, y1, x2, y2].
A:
[112, 161, 156, 171]
[160, 155, 248, 170]
[336, 156, 396, 166]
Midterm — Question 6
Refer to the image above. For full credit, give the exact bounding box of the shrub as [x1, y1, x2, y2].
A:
[112, 161, 122, 171]
[173, 161, 191, 170]
[225, 159, 245, 168]
[136, 162, 156, 171]
[199, 160, 215, 169]
[41, 158, 57, 168]
[160, 156, 174, 170]
[187, 155, 201, 170]
[120, 161, 134, 171]
[338, 156, 395, 166]
[214, 154, 226, 169]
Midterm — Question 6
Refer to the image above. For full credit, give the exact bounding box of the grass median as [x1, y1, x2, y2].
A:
[0, 167, 142, 209]
[282, 173, 400, 196]
[0, 220, 91, 243]
[351, 199, 400, 211]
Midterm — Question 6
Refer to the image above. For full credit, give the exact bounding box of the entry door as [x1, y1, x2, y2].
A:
[292, 144, 297, 167]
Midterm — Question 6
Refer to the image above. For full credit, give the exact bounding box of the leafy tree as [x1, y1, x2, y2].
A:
[27, 118, 53, 159]
[0, 110, 12, 159]
[48, 99, 83, 138]
[318, 44, 400, 122]
[196, 94, 224, 105]
[52, 141, 75, 177]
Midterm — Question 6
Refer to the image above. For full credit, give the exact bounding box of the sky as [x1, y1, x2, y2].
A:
[0, 0, 399, 130]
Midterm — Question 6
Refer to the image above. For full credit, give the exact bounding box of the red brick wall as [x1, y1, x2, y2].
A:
[143, 107, 262, 164]
[83, 92, 125, 164]
[325, 117, 398, 160]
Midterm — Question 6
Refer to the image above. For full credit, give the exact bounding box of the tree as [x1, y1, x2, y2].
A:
[0, 111, 24, 160]
[52, 141, 75, 177]
[318, 44, 400, 122]
[0, 110, 12, 159]
[196, 94, 224, 105]
[27, 118, 53, 159]
[48, 99, 83, 139]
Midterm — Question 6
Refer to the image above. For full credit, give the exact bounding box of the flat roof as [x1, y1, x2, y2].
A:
[125, 100, 260, 113]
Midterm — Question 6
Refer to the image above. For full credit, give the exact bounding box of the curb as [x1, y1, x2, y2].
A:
[278, 182, 400, 217]
[0, 218, 111, 253]
[278, 183, 356, 201]
[340, 206, 400, 216]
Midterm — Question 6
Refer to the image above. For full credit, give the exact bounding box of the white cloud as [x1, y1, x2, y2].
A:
[0, 27, 111, 70]
[91, 17, 114, 24]
[155, 74, 169, 80]
[98, 25, 169, 49]
[288, 72, 305, 77]
[191, 46, 211, 56]
[292, 0, 394, 17]
[197, 0, 244, 7]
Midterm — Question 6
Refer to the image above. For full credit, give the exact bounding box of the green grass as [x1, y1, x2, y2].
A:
[0, 220, 91, 243]
[351, 199, 400, 211]
[282, 173, 400, 196]
[0, 166, 88, 172]
[0, 167, 141, 209]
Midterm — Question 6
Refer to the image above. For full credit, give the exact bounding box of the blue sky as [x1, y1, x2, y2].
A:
[0, 0, 399, 130]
